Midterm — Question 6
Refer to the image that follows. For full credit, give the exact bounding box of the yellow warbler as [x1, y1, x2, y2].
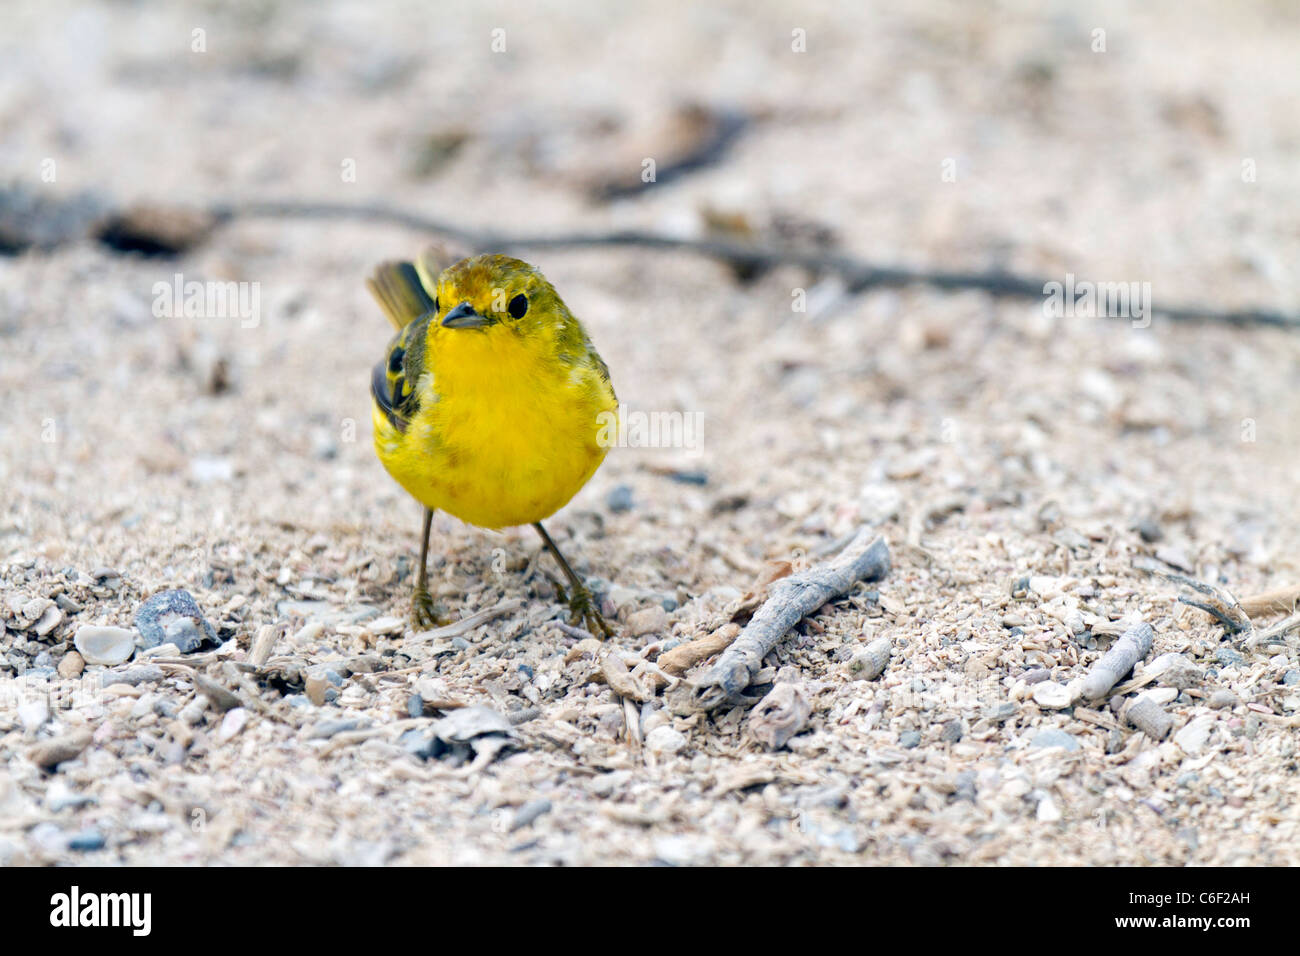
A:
[367, 251, 616, 636]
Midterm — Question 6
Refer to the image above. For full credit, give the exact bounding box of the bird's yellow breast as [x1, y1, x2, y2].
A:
[372, 328, 615, 530]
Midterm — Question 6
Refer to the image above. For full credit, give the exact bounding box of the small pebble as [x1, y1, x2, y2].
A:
[940, 720, 963, 743]
[104, 665, 165, 687]
[66, 828, 105, 852]
[217, 707, 249, 743]
[32, 605, 62, 637]
[510, 798, 552, 831]
[28, 729, 92, 770]
[606, 484, 634, 513]
[1029, 728, 1080, 752]
[1174, 715, 1215, 755]
[307, 718, 363, 740]
[1032, 681, 1073, 709]
[1208, 689, 1239, 709]
[988, 701, 1018, 723]
[667, 469, 708, 486]
[18, 699, 49, 732]
[626, 605, 669, 638]
[1036, 795, 1062, 822]
[899, 730, 922, 749]
[178, 697, 207, 725]
[645, 725, 686, 754]
[1282, 669, 1300, 686]
[1215, 647, 1244, 668]
[1150, 653, 1202, 690]
[304, 671, 336, 707]
[1136, 518, 1163, 543]
[641, 710, 669, 735]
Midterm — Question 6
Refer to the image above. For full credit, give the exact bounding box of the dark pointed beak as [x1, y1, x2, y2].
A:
[441, 302, 493, 329]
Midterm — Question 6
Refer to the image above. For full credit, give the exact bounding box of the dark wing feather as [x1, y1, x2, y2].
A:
[367, 259, 442, 430]
[370, 315, 431, 432]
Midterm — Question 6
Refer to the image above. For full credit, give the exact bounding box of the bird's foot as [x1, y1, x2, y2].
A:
[566, 584, 614, 639]
[410, 586, 450, 630]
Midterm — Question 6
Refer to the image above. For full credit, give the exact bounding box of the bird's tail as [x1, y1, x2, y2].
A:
[365, 247, 447, 330]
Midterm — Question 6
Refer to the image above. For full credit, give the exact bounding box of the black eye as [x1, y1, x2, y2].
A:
[508, 293, 528, 319]
[388, 346, 405, 374]
[433, 298, 439, 315]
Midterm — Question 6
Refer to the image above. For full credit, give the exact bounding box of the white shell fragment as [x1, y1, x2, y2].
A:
[73, 625, 138, 666]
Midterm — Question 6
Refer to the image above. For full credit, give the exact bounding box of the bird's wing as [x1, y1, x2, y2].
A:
[370, 314, 431, 433]
[366, 260, 437, 331]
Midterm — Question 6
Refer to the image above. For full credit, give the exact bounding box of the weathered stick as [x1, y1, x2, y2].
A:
[247, 624, 280, 668]
[407, 598, 523, 643]
[1255, 612, 1300, 647]
[218, 199, 1300, 329]
[1080, 621, 1154, 701]
[7, 184, 1299, 329]
[1239, 585, 1300, 618]
[1135, 559, 1255, 643]
[658, 623, 741, 675]
[689, 528, 890, 711]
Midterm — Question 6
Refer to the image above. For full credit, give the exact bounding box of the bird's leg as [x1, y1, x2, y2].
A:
[411, 507, 450, 629]
[532, 522, 613, 638]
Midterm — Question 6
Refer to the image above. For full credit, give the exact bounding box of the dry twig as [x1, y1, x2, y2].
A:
[688, 527, 890, 711]
[1135, 557, 1255, 643]
[213, 199, 1300, 330]
[406, 598, 523, 643]
[1239, 584, 1300, 618]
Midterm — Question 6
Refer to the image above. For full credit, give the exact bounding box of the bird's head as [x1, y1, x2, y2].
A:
[427, 254, 576, 352]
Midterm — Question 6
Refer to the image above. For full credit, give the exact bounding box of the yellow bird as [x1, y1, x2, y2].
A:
[367, 251, 617, 636]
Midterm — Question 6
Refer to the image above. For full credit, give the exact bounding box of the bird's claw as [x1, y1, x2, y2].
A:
[567, 585, 614, 639]
[411, 586, 450, 630]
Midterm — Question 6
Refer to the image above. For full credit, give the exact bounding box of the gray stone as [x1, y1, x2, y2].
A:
[1030, 728, 1080, 752]
[1215, 647, 1244, 668]
[66, 828, 105, 852]
[606, 485, 634, 513]
[102, 665, 165, 687]
[510, 799, 552, 831]
[1208, 689, 1239, 709]
[899, 729, 922, 749]
[134, 589, 216, 651]
[306, 718, 363, 740]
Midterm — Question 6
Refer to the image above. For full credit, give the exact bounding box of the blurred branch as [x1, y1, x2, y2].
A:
[217, 198, 1300, 330]
[3, 181, 1292, 329]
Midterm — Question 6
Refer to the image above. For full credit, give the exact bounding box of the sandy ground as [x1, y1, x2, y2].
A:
[2, 0, 1300, 865]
